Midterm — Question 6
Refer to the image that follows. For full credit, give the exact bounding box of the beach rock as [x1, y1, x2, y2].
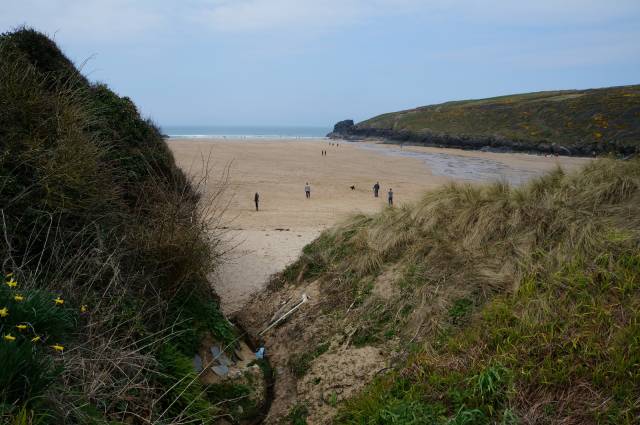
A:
[327, 119, 355, 138]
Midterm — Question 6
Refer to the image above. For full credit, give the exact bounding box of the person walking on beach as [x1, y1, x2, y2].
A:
[388, 188, 393, 206]
[305, 183, 311, 199]
[373, 182, 380, 198]
[254, 192, 259, 211]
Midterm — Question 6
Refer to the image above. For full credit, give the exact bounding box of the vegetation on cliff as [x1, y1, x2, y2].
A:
[0, 28, 241, 423]
[332, 85, 640, 155]
[274, 157, 639, 423]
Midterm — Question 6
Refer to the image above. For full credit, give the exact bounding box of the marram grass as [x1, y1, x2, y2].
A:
[281, 157, 640, 424]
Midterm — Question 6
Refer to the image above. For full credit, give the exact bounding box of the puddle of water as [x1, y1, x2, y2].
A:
[358, 143, 542, 186]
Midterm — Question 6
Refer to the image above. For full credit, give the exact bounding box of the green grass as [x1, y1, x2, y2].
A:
[448, 298, 474, 325]
[277, 156, 640, 423]
[356, 85, 640, 152]
[339, 250, 640, 424]
[285, 403, 310, 425]
[154, 344, 218, 423]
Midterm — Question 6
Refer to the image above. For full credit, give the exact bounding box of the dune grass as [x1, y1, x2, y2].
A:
[280, 157, 640, 423]
[0, 28, 241, 424]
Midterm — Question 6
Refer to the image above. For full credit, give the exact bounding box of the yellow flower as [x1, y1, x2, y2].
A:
[31, 335, 41, 343]
[14, 294, 24, 302]
[51, 344, 64, 352]
[3, 334, 16, 342]
[6, 279, 17, 288]
[15, 324, 27, 331]
[80, 305, 88, 313]
[0, 307, 8, 318]
[54, 297, 64, 305]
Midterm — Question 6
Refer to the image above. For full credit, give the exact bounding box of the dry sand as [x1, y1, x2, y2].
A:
[168, 138, 590, 314]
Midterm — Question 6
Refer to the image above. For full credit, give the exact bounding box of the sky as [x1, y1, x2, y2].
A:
[1, 1, 639, 127]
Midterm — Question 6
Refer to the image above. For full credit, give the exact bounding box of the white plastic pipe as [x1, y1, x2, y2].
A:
[259, 293, 308, 336]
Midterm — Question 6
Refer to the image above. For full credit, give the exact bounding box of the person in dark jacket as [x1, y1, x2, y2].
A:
[373, 182, 380, 197]
[388, 188, 393, 206]
[254, 192, 259, 211]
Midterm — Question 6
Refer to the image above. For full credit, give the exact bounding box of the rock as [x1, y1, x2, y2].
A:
[212, 364, 230, 376]
[193, 354, 203, 372]
[332, 119, 355, 133]
[326, 124, 593, 156]
[211, 345, 233, 366]
[327, 119, 355, 138]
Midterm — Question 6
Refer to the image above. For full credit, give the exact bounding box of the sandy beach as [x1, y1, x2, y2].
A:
[168, 138, 590, 314]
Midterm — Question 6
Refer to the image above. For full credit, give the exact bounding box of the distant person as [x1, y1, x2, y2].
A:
[373, 182, 380, 197]
[254, 192, 259, 211]
[388, 188, 393, 206]
[305, 182, 311, 199]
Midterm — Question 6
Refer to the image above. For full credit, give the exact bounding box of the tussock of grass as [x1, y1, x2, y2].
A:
[282, 157, 640, 423]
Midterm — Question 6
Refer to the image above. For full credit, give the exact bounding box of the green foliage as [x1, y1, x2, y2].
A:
[359, 85, 640, 153]
[0, 274, 76, 410]
[206, 382, 259, 420]
[285, 403, 309, 425]
[352, 300, 394, 347]
[336, 377, 447, 424]
[284, 227, 362, 283]
[0, 28, 234, 423]
[448, 298, 473, 325]
[0, 343, 58, 412]
[167, 289, 236, 356]
[340, 249, 640, 423]
[339, 363, 514, 424]
[155, 344, 218, 423]
[0, 283, 76, 345]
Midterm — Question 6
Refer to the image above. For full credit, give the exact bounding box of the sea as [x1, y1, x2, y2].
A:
[161, 125, 331, 139]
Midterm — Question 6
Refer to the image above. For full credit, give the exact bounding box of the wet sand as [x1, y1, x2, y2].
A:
[168, 138, 590, 313]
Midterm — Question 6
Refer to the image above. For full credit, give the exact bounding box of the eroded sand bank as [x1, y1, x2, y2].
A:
[168, 138, 590, 314]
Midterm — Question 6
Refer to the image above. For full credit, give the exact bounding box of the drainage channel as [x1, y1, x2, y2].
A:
[231, 319, 275, 425]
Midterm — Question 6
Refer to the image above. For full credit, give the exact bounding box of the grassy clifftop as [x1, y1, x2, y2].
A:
[0, 29, 243, 423]
[248, 158, 640, 423]
[333, 85, 640, 155]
